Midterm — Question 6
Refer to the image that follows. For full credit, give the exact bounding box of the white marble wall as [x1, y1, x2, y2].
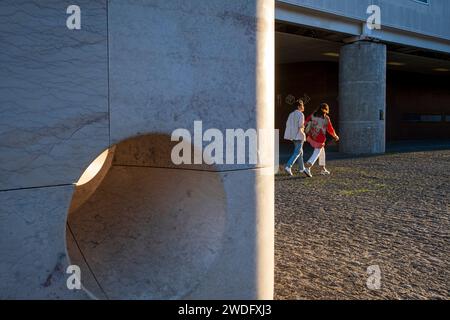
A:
[0, 0, 274, 299]
[0, 0, 109, 190]
[109, 1, 258, 141]
[104, 0, 274, 298]
[0, 0, 109, 299]
[0, 186, 88, 299]
[108, 1, 276, 171]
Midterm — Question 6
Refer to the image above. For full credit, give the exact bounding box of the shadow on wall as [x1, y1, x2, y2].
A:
[66, 134, 227, 299]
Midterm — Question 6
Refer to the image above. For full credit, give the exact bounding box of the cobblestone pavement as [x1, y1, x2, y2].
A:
[275, 150, 450, 300]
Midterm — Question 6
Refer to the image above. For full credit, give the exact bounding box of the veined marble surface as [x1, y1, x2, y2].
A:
[0, 185, 88, 299]
[109, 1, 256, 139]
[0, 0, 274, 299]
[0, 0, 109, 190]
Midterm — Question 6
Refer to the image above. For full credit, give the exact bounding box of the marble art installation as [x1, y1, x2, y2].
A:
[0, 0, 274, 299]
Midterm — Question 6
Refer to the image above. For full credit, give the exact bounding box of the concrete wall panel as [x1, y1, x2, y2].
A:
[279, 0, 450, 41]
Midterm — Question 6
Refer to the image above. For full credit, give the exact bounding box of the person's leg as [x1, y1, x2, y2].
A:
[286, 140, 301, 169]
[319, 148, 330, 174]
[318, 148, 326, 167]
[304, 147, 320, 177]
[306, 148, 321, 168]
[285, 140, 301, 176]
[297, 141, 305, 172]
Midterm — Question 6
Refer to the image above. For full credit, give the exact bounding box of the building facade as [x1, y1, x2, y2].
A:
[276, 0, 450, 153]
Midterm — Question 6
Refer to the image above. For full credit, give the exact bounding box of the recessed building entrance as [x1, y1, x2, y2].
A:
[275, 26, 450, 153]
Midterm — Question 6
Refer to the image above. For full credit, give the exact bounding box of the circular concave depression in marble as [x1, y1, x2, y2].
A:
[66, 134, 226, 299]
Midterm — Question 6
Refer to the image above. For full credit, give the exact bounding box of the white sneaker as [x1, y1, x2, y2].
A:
[285, 166, 293, 176]
[304, 167, 312, 178]
[320, 168, 331, 175]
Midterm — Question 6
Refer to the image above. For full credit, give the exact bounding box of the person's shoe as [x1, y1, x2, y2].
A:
[304, 167, 312, 178]
[320, 168, 331, 175]
[284, 166, 293, 176]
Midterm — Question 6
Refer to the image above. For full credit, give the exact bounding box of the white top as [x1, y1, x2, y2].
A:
[284, 110, 305, 141]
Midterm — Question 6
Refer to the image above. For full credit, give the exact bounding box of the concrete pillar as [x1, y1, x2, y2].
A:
[339, 41, 387, 154]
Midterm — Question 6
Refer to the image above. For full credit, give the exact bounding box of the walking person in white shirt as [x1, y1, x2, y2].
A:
[284, 99, 312, 177]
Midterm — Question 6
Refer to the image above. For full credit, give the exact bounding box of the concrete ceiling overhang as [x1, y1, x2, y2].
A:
[275, 0, 450, 54]
[276, 31, 450, 75]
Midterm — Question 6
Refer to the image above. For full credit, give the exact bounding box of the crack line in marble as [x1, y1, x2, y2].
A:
[0, 183, 73, 193]
[67, 222, 110, 300]
[112, 164, 273, 173]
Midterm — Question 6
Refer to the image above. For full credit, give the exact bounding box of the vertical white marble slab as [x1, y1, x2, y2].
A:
[102, 0, 275, 299]
[186, 168, 275, 299]
[0, 0, 109, 190]
[108, 1, 259, 145]
[0, 185, 88, 299]
[0, 0, 275, 300]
